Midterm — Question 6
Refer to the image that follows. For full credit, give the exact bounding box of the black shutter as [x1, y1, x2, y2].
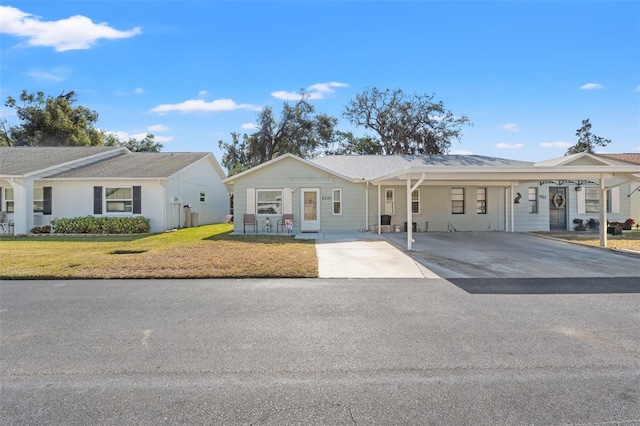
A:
[133, 186, 141, 214]
[43, 187, 52, 215]
[94, 186, 102, 214]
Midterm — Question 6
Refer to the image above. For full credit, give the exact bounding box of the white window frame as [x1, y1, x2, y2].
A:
[385, 188, 395, 215]
[199, 191, 206, 203]
[256, 189, 283, 215]
[4, 187, 14, 213]
[476, 187, 487, 215]
[451, 188, 464, 214]
[332, 188, 342, 215]
[528, 187, 538, 214]
[411, 189, 420, 214]
[34, 187, 44, 214]
[585, 188, 612, 213]
[105, 187, 133, 213]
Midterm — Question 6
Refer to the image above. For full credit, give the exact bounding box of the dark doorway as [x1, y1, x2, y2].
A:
[549, 187, 567, 230]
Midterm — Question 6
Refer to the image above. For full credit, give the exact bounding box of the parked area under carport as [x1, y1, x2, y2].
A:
[383, 231, 640, 279]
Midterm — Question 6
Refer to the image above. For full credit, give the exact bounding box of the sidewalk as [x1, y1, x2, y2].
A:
[295, 232, 438, 279]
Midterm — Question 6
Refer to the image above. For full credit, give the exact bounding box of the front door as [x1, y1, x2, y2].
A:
[549, 187, 567, 230]
[300, 188, 320, 232]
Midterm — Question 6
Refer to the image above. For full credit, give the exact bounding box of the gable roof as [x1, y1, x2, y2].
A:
[0, 146, 125, 176]
[222, 153, 354, 184]
[0, 147, 226, 180]
[312, 154, 534, 180]
[598, 153, 640, 165]
[48, 152, 215, 179]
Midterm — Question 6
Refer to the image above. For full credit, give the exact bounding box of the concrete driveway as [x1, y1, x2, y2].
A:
[384, 231, 640, 279]
[296, 232, 436, 278]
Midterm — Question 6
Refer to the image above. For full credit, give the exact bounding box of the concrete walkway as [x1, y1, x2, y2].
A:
[295, 232, 438, 278]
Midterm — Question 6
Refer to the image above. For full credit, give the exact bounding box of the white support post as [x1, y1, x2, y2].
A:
[11, 178, 34, 235]
[365, 182, 369, 231]
[510, 183, 515, 232]
[407, 177, 412, 250]
[599, 175, 607, 247]
[377, 184, 381, 234]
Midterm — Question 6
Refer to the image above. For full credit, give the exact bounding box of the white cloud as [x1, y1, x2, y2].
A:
[0, 6, 141, 52]
[241, 123, 258, 130]
[636, 86, 640, 92]
[271, 81, 349, 101]
[540, 141, 573, 148]
[134, 88, 144, 94]
[150, 99, 260, 114]
[26, 67, 69, 82]
[198, 90, 208, 98]
[502, 123, 520, 132]
[154, 135, 173, 143]
[448, 149, 474, 155]
[495, 143, 524, 149]
[148, 124, 169, 132]
[579, 83, 604, 90]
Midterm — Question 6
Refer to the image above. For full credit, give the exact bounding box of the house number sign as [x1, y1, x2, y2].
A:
[321, 196, 332, 201]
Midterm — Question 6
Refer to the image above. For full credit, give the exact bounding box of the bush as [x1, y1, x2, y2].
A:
[51, 216, 150, 234]
[30, 225, 51, 234]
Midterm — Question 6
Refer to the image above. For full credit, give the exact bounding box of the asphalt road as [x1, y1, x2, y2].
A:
[2, 278, 640, 425]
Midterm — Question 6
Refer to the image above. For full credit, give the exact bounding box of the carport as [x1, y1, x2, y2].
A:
[370, 153, 640, 250]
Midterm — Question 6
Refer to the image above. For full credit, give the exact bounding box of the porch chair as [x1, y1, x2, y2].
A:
[277, 214, 294, 234]
[243, 214, 257, 234]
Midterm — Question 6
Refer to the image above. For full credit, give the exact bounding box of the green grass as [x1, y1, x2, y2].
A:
[0, 224, 318, 279]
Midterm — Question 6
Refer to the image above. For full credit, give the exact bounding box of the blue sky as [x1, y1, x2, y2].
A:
[1, 1, 639, 164]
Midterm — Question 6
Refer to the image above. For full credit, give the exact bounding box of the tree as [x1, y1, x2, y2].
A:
[218, 92, 338, 176]
[1, 90, 103, 147]
[565, 119, 611, 155]
[342, 87, 471, 155]
[104, 133, 163, 152]
[325, 131, 383, 155]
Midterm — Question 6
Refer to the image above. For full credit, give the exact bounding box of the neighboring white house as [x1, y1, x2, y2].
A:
[222, 152, 640, 248]
[598, 154, 640, 226]
[0, 147, 229, 234]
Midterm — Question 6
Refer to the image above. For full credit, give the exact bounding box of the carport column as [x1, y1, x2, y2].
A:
[406, 173, 425, 251]
[11, 178, 34, 235]
[377, 184, 381, 234]
[599, 175, 608, 247]
[407, 177, 412, 250]
[510, 183, 515, 232]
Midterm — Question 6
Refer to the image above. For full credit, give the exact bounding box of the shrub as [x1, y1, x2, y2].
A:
[30, 225, 51, 234]
[51, 216, 150, 234]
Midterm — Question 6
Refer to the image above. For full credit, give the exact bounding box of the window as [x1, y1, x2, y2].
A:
[528, 187, 538, 213]
[106, 187, 133, 213]
[585, 188, 612, 213]
[332, 189, 342, 215]
[476, 188, 486, 214]
[34, 187, 44, 213]
[385, 189, 394, 215]
[4, 188, 14, 213]
[200, 192, 206, 203]
[411, 189, 420, 214]
[451, 188, 464, 214]
[256, 189, 282, 215]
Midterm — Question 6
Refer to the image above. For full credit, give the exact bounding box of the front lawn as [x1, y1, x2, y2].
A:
[0, 224, 318, 279]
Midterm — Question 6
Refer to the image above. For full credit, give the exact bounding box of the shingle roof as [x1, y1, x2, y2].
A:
[48, 152, 212, 178]
[598, 153, 640, 165]
[0, 147, 122, 176]
[311, 154, 534, 180]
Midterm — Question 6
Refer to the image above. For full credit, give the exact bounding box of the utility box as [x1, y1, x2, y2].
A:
[184, 206, 192, 228]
